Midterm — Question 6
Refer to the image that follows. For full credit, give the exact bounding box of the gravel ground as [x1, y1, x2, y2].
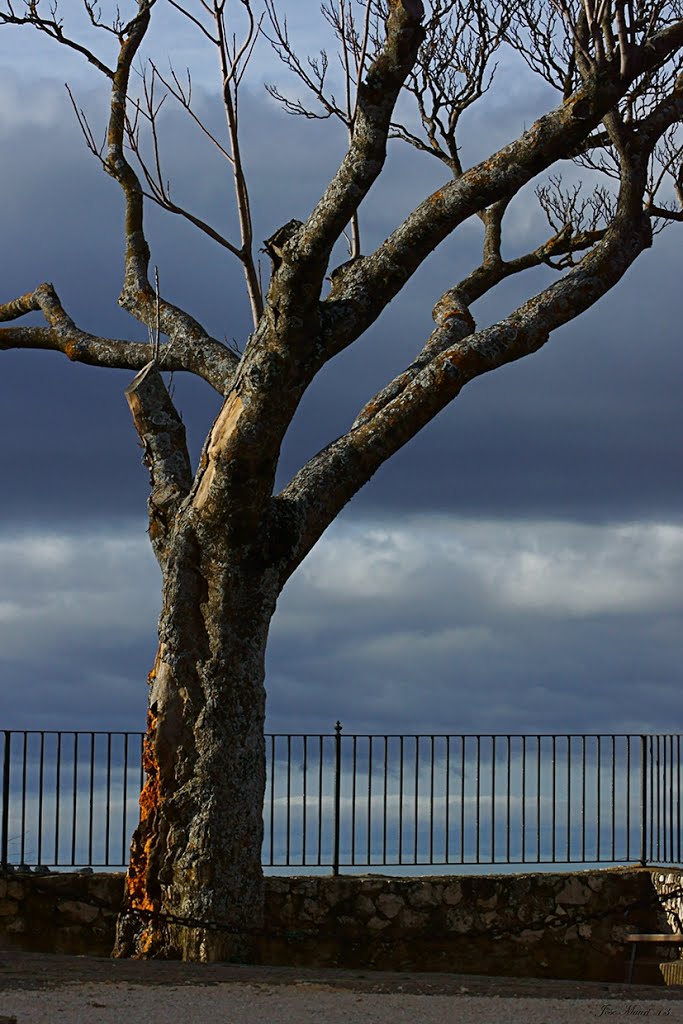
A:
[2, 982, 683, 1024]
[1, 952, 682, 1024]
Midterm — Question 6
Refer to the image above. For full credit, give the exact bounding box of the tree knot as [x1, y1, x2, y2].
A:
[262, 219, 304, 271]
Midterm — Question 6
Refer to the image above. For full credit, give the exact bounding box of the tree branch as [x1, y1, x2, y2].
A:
[0, 282, 238, 392]
[282, 152, 655, 576]
[213, 0, 264, 326]
[392, 0, 512, 175]
[351, 289, 476, 430]
[0, 0, 116, 78]
[265, 0, 379, 259]
[282, 0, 426, 271]
[118, 1, 264, 328]
[125, 362, 193, 566]
[191, 0, 428, 522]
[50, 0, 235, 382]
[12, 0, 234, 386]
[264, 0, 356, 124]
[350, 217, 605, 430]
[320, 18, 683, 359]
[646, 203, 683, 220]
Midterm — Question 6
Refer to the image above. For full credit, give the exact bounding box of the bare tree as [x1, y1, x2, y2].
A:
[1, 0, 682, 961]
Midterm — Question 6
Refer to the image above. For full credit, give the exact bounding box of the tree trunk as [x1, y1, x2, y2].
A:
[113, 522, 276, 961]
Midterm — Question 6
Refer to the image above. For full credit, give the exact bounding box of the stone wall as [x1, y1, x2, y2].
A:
[0, 871, 122, 957]
[1, 867, 682, 982]
[261, 869, 674, 981]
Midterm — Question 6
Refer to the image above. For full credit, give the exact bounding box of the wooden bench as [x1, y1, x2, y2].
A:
[625, 933, 683, 983]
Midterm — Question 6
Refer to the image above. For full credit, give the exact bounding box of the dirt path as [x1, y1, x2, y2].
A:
[2, 982, 683, 1024]
[0, 949, 679, 999]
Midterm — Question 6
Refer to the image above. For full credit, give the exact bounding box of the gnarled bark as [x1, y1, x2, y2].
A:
[113, 520, 276, 961]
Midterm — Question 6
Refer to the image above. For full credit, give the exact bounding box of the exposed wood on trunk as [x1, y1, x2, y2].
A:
[192, 392, 245, 513]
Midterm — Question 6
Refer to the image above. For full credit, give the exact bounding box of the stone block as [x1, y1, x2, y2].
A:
[0, 898, 18, 917]
[57, 899, 100, 925]
[353, 895, 376, 919]
[442, 883, 462, 906]
[302, 898, 325, 923]
[322, 886, 343, 908]
[5, 916, 27, 933]
[555, 877, 591, 906]
[293, 879, 316, 899]
[376, 893, 404, 919]
[446, 908, 474, 934]
[407, 883, 435, 908]
[266, 878, 290, 895]
[6, 881, 24, 900]
[322, 878, 355, 901]
[276, 899, 297, 925]
[335, 915, 356, 929]
[359, 878, 384, 894]
[88, 875, 125, 905]
[397, 907, 429, 931]
[46, 875, 83, 899]
[477, 893, 498, 910]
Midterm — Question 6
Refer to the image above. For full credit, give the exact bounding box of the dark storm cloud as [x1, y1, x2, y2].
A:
[277, 223, 683, 523]
[0, 66, 376, 525]
[1, 31, 681, 744]
[2, 515, 680, 734]
[3, 62, 680, 527]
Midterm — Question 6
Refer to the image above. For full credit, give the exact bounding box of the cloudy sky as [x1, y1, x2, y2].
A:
[0, 0, 681, 746]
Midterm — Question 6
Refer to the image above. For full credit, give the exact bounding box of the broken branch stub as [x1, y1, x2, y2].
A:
[125, 362, 192, 562]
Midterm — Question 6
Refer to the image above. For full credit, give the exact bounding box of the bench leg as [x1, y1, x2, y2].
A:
[627, 943, 638, 984]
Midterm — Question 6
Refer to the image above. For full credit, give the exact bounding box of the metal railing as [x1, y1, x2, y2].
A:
[1, 727, 681, 872]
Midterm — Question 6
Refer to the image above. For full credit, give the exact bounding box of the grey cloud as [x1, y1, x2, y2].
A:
[3, 66, 681, 528]
[0, 528, 158, 730]
[1, 41, 681, 744]
[2, 516, 681, 737]
[266, 517, 683, 736]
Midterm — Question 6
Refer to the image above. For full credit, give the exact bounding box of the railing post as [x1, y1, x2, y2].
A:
[1, 731, 10, 869]
[332, 721, 342, 876]
[640, 734, 648, 866]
